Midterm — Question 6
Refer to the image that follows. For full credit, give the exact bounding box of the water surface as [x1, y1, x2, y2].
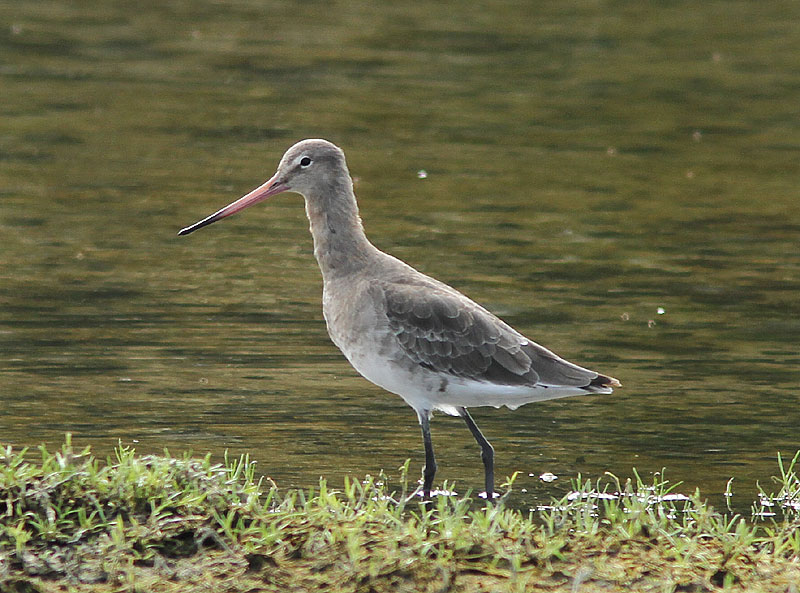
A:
[1, 0, 798, 511]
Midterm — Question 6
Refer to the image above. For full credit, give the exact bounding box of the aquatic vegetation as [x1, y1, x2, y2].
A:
[1, 436, 798, 592]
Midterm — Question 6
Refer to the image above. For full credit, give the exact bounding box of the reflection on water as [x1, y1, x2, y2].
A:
[1, 0, 798, 512]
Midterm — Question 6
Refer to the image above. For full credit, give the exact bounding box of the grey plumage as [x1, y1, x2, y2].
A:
[376, 275, 611, 392]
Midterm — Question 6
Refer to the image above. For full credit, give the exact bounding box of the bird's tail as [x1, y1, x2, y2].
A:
[585, 373, 621, 393]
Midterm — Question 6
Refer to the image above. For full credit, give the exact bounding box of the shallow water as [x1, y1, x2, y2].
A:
[1, 0, 798, 512]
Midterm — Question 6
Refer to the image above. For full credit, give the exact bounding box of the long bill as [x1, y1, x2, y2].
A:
[178, 174, 288, 235]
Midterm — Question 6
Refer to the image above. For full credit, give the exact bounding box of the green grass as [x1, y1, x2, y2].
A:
[1, 437, 799, 592]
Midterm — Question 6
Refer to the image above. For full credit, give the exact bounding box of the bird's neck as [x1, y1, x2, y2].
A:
[304, 182, 376, 279]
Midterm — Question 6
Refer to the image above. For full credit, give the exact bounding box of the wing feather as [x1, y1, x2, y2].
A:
[378, 279, 601, 389]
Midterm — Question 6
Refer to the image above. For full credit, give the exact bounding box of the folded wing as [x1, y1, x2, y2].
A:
[376, 279, 616, 391]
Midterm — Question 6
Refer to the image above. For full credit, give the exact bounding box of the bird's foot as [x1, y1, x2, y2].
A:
[412, 487, 458, 501]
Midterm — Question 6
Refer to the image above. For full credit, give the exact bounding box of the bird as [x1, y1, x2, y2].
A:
[178, 139, 620, 499]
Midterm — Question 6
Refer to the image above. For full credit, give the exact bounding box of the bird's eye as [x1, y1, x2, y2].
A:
[300, 156, 312, 167]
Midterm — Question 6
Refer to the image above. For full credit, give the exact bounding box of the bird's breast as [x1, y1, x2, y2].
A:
[322, 276, 433, 393]
[322, 276, 384, 358]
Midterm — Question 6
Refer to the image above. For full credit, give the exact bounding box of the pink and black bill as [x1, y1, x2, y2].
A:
[178, 174, 288, 235]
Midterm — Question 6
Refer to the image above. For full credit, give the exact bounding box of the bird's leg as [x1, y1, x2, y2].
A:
[457, 407, 495, 498]
[418, 410, 437, 497]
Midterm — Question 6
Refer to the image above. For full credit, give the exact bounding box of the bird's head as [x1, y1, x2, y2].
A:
[178, 138, 348, 235]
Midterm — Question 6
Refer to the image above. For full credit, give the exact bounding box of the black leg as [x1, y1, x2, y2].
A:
[418, 411, 437, 497]
[457, 407, 494, 498]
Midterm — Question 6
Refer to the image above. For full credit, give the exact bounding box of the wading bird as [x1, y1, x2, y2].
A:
[179, 139, 620, 498]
